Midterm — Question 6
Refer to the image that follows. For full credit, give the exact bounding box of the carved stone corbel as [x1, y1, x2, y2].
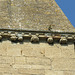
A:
[18, 37, 23, 41]
[2, 32, 11, 37]
[0, 32, 2, 40]
[10, 34, 17, 41]
[0, 35, 2, 40]
[47, 37, 53, 44]
[30, 35, 39, 43]
[60, 37, 67, 44]
[17, 34, 23, 41]
[67, 35, 73, 40]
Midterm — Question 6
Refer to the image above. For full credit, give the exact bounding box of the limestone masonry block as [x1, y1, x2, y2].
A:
[7, 44, 22, 56]
[45, 44, 61, 58]
[2, 74, 12, 75]
[26, 57, 51, 65]
[0, 56, 14, 64]
[45, 70, 75, 75]
[22, 43, 45, 57]
[14, 56, 26, 64]
[52, 58, 75, 70]
[45, 70, 63, 75]
[13, 64, 51, 70]
[45, 43, 75, 58]
[18, 69, 45, 75]
[0, 64, 11, 68]
[0, 68, 18, 74]
[63, 71, 75, 75]
[0, 43, 7, 56]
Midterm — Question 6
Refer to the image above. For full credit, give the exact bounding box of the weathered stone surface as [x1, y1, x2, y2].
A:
[0, 41, 74, 74]
[0, 64, 11, 68]
[30, 35, 39, 42]
[12, 74, 30, 75]
[45, 44, 61, 58]
[0, 41, 75, 74]
[61, 44, 75, 58]
[45, 43, 75, 58]
[7, 44, 22, 56]
[18, 69, 45, 75]
[45, 70, 63, 75]
[52, 58, 75, 70]
[0, 68, 18, 74]
[18, 36, 23, 41]
[0, 56, 14, 64]
[13, 64, 51, 70]
[47, 37, 53, 44]
[0, 0, 75, 31]
[45, 70, 75, 75]
[63, 71, 75, 75]
[0, 0, 75, 75]
[0, 0, 10, 28]
[2, 74, 12, 75]
[10, 36, 17, 41]
[26, 57, 51, 65]
[0, 43, 7, 56]
[22, 43, 45, 57]
[14, 56, 26, 64]
[60, 37, 67, 44]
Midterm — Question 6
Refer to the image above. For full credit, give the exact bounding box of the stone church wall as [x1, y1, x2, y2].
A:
[0, 0, 75, 74]
[0, 40, 75, 75]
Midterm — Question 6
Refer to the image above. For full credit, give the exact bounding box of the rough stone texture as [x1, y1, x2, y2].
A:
[18, 69, 45, 75]
[0, 0, 75, 32]
[45, 43, 75, 58]
[52, 58, 75, 70]
[7, 44, 22, 56]
[45, 70, 75, 75]
[0, 41, 75, 75]
[45, 70, 64, 75]
[26, 57, 51, 65]
[0, 0, 10, 28]
[14, 56, 26, 64]
[0, 0, 75, 75]
[22, 43, 45, 57]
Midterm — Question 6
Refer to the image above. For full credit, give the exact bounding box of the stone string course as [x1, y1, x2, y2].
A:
[0, 29, 75, 44]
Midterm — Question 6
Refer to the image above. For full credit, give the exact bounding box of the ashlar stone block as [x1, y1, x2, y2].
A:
[52, 58, 75, 70]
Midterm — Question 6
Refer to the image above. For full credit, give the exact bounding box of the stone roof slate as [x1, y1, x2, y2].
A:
[0, 0, 75, 32]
